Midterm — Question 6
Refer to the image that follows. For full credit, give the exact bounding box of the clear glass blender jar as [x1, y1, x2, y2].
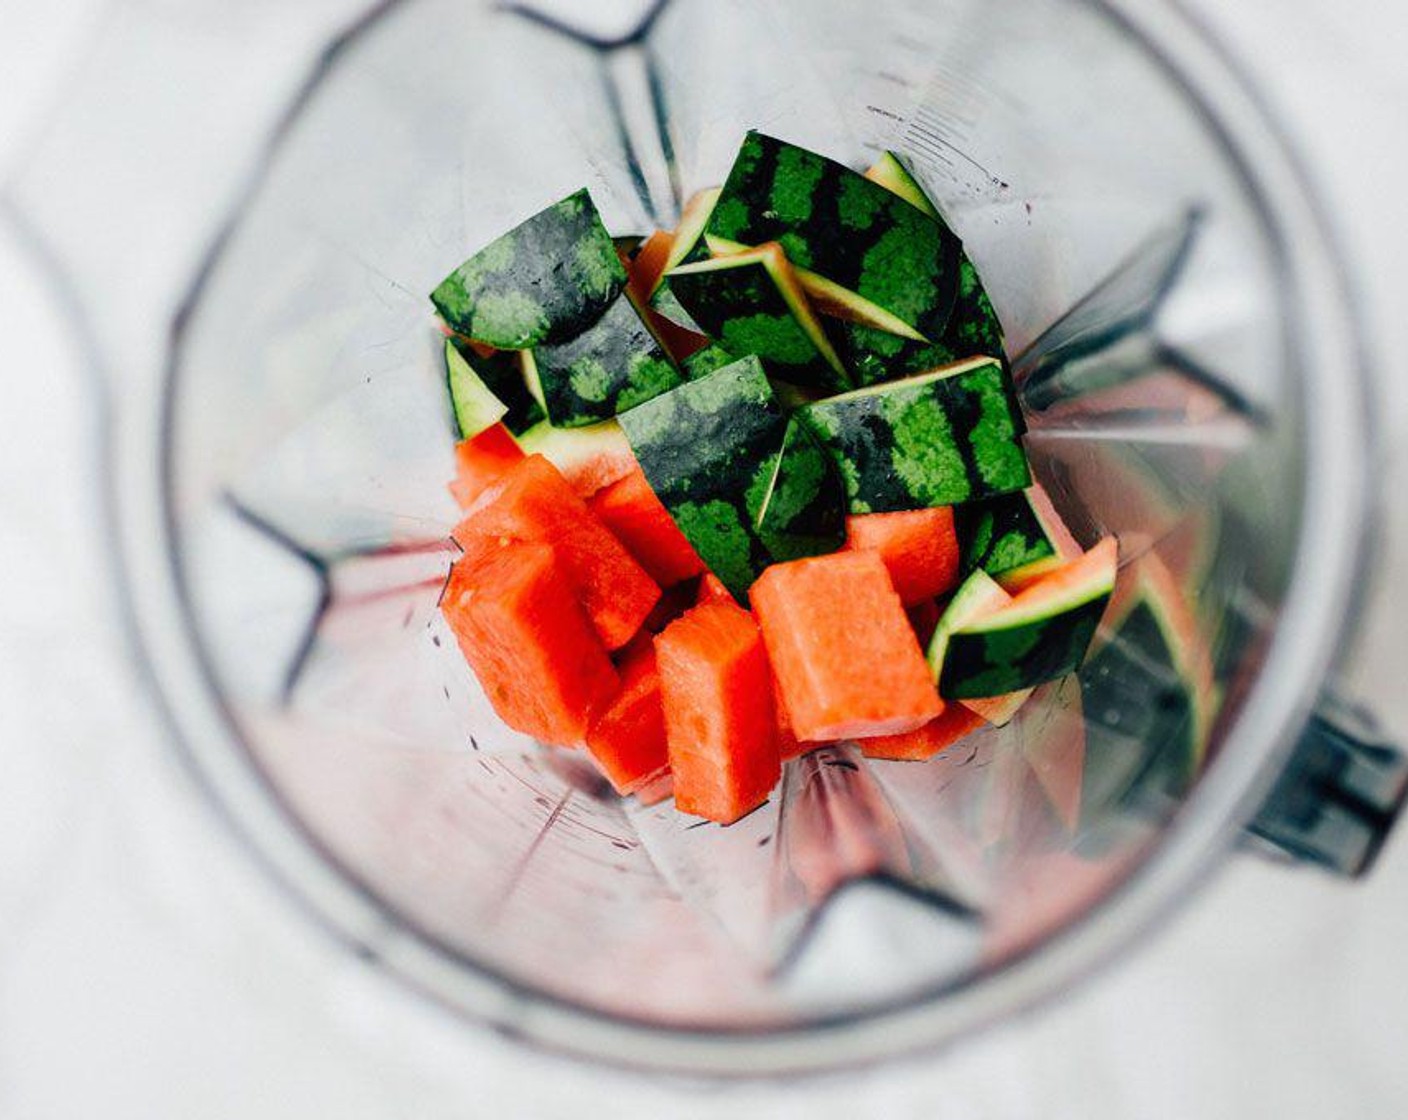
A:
[6, 0, 1403, 1077]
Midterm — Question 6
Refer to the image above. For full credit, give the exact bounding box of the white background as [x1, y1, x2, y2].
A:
[2, 1, 1407, 1116]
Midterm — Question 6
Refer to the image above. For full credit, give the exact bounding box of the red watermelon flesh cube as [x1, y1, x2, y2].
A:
[440, 541, 619, 746]
[656, 601, 781, 824]
[589, 465, 706, 587]
[448, 423, 526, 511]
[451, 455, 661, 650]
[695, 572, 733, 607]
[585, 638, 670, 795]
[844, 507, 961, 605]
[859, 705, 985, 761]
[751, 550, 943, 742]
[774, 686, 819, 762]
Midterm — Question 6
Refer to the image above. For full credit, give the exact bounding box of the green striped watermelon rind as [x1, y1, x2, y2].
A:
[956, 488, 1060, 582]
[925, 568, 1009, 679]
[704, 131, 962, 343]
[851, 150, 1007, 384]
[532, 292, 683, 428]
[753, 417, 847, 562]
[666, 247, 850, 393]
[618, 355, 788, 598]
[431, 189, 626, 349]
[795, 355, 1030, 513]
[842, 252, 1007, 385]
[937, 562, 1116, 699]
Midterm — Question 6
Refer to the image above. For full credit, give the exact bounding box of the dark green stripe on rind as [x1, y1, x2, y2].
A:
[682, 342, 737, 379]
[938, 593, 1110, 698]
[619, 356, 787, 598]
[431, 189, 626, 349]
[755, 418, 846, 561]
[956, 489, 1058, 579]
[532, 294, 684, 428]
[706, 132, 961, 342]
[841, 251, 1006, 385]
[448, 337, 544, 435]
[795, 357, 1029, 513]
[666, 257, 849, 393]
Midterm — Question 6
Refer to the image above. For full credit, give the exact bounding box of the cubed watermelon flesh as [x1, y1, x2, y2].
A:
[448, 423, 527, 512]
[655, 601, 781, 824]
[859, 705, 986, 762]
[695, 572, 733, 607]
[441, 540, 619, 744]
[585, 638, 670, 794]
[589, 465, 706, 587]
[751, 550, 942, 741]
[844, 506, 961, 605]
[451, 455, 661, 650]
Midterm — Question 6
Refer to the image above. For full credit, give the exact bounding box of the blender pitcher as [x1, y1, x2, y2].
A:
[6, 0, 1405, 1076]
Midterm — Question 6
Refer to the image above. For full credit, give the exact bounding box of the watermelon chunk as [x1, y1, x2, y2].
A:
[589, 465, 706, 587]
[859, 705, 985, 761]
[852, 152, 1007, 384]
[695, 572, 733, 607]
[618, 355, 788, 599]
[451, 455, 661, 650]
[751, 550, 942, 741]
[584, 638, 670, 794]
[666, 242, 850, 393]
[704, 132, 961, 345]
[926, 568, 1032, 725]
[844, 506, 961, 606]
[754, 417, 848, 563]
[938, 538, 1118, 699]
[441, 540, 619, 744]
[448, 423, 526, 511]
[772, 673, 817, 762]
[431, 189, 625, 349]
[532, 293, 684, 427]
[656, 601, 781, 824]
[956, 483, 1081, 591]
[795, 356, 1030, 513]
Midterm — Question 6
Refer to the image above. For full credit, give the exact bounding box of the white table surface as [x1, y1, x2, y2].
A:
[2, 1, 1407, 1116]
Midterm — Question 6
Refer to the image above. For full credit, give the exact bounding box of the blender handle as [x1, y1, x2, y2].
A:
[1244, 695, 1407, 877]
